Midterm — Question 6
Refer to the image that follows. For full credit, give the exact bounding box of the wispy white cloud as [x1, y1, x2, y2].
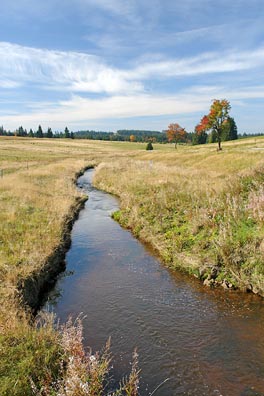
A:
[2, 83, 264, 130]
[79, 0, 137, 18]
[75, 0, 160, 26]
[2, 42, 264, 96]
[0, 0, 263, 133]
[126, 48, 264, 80]
[0, 93, 206, 129]
[0, 42, 142, 94]
[1, 39, 264, 132]
[0, 79, 21, 89]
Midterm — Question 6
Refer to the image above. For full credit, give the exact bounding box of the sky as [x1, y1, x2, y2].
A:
[1, 0, 264, 133]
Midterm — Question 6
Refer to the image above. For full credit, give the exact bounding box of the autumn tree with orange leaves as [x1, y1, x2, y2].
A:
[196, 99, 231, 151]
[166, 123, 186, 149]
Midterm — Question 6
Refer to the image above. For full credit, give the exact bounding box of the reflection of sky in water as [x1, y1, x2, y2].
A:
[44, 169, 264, 396]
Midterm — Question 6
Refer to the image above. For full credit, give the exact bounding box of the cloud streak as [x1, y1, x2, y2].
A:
[2, 84, 264, 130]
[1, 41, 264, 97]
[126, 48, 264, 80]
[0, 42, 142, 94]
[0, 93, 207, 129]
[1, 40, 264, 131]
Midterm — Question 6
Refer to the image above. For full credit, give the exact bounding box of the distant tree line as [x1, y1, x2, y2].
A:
[0, 125, 75, 139]
[237, 132, 264, 139]
[116, 130, 168, 142]
[74, 130, 115, 140]
[0, 126, 168, 142]
[0, 116, 264, 147]
[74, 129, 168, 142]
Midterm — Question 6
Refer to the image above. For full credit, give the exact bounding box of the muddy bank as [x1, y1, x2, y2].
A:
[18, 167, 93, 313]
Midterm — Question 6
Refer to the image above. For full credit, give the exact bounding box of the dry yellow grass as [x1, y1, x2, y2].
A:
[1, 136, 264, 307]
[0, 135, 264, 394]
[93, 137, 264, 293]
[0, 136, 141, 395]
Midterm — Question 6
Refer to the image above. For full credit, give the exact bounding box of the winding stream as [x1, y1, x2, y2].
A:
[45, 169, 264, 396]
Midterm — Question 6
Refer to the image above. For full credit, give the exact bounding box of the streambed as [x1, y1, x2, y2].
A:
[45, 169, 264, 396]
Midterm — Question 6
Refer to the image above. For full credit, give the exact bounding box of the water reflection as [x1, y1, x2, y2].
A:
[44, 169, 264, 396]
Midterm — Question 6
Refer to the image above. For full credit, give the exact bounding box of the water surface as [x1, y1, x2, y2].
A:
[45, 169, 264, 396]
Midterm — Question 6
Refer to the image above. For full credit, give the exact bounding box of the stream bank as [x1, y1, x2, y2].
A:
[45, 169, 264, 396]
[18, 166, 93, 312]
[93, 161, 264, 298]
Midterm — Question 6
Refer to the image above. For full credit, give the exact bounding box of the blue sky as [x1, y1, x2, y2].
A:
[1, 0, 264, 132]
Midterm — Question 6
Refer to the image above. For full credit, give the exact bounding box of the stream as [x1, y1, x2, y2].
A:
[45, 169, 264, 396]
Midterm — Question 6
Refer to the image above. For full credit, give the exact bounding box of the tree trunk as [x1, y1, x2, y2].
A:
[216, 129, 222, 151]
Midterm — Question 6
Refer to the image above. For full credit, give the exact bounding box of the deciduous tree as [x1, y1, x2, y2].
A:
[166, 123, 186, 149]
[196, 99, 231, 151]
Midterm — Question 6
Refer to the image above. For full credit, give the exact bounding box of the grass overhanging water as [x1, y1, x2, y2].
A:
[0, 136, 263, 394]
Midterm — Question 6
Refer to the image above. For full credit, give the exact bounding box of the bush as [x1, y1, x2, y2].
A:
[146, 142, 153, 150]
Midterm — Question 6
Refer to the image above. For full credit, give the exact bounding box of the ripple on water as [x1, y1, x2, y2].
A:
[45, 170, 264, 396]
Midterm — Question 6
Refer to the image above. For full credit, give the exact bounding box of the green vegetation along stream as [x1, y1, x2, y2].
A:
[45, 169, 264, 396]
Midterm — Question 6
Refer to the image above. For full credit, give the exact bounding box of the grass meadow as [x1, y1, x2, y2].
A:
[0, 135, 264, 395]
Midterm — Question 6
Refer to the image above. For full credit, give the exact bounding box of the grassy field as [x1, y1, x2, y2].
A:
[94, 137, 264, 293]
[0, 137, 140, 395]
[0, 135, 264, 395]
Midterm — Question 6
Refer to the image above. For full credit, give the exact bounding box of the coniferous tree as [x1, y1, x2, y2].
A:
[64, 127, 70, 138]
[221, 117, 238, 141]
[36, 125, 43, 138]
[208, 130, 218, 143]
[146, 141, 153, 150]
[47, 127, 53, 138]
[193, 128, 208, 145]
[17, 126, 27, 136]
